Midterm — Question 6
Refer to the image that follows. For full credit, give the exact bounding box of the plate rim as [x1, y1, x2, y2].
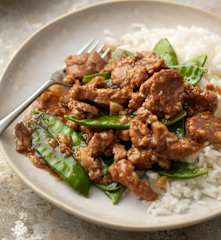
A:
[1, 0, 221, 231]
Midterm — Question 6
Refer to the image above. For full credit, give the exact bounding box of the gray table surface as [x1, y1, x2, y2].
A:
[1, 0, 221, 239]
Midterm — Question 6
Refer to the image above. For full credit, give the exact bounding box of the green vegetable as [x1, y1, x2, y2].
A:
[112, 48, 133, 59]
[96, 183, 125, 204]
[99, 158, 124, 204]
[153, 38, 178, 66]
[171, 64, 206, 85]
[161, 111, 186, 138]
[168, 119, 185, 138]
[154, 161, 208, 179]
[32, 110, 84, 146]
[65, 115, 130, 129]
[32, 126, 91, 196]
[186, 54, 207, 67]
[82, 71, 111, 84]
[153, 39, 207, 85]
[101, 156, 113, 176]
[162, 111, 187, 126]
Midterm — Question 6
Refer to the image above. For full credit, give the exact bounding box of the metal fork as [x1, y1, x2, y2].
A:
[0, 39, 109, 135]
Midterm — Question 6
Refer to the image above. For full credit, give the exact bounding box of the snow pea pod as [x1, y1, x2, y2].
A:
[154, 161, 208, 179]
[112, 48, 133, 59]
[101, 156, 113, 176]
[82, 71, 111, 84]
[186, 54, 207, 67]
[162, 111, 187, 127]
[153, 38, 178, 66]
[168, 119, 185, 138]
[32, 127, 91, 196]
[170, 64, 206, 86]
[32, 110, 84, 146]
[65, 115, 130, 129]
[153, 39, 207, 85]
[96, 182, 125, 204]
[99, 157, 126, 204]
[161, 111, 186, 138]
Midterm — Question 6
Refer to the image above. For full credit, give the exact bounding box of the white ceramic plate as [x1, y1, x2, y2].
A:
[1, 0, 221, 231]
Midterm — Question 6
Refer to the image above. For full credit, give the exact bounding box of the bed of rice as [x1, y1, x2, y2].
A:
[104, 25, 221, 216]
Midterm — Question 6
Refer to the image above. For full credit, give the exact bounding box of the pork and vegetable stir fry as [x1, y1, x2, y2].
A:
[15, 38, 221, 204]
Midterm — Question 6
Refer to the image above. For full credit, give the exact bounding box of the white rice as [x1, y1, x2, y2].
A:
[104, 25, 221, 216]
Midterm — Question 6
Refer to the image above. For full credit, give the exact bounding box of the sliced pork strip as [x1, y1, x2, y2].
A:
[68, 84, 115, 106]
[187, 112, 221, 148]
[150, 120, 200, 161]
[129, 118, 151, 147]
[129, 108, 156, 147]
[76, 147, 102, 182]
[109, 159, 157, 201]
[127, 148, 154, 169]
[141, 69, 184, 119]
[117, 129, 130, 141]
[112, 144, 127, 161]
[85, 76, 107, 88]
[15, 122, 32, 154]
[184, 85, 218, 116]
[64, 52, 106, 84]
[167, 138, 201, 160]
[111, 52, 165, 89]
[128, 92, 145, 111]
[87, 131, 115, 157]
[35, 90, 66, 116]
[67, 99, 99, 118]
[110, 86, 133, 106]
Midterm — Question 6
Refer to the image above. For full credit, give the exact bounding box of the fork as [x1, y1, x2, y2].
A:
[0, 39, 109, 135]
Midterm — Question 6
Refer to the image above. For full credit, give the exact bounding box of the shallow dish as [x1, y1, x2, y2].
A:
[1, 0, 221, 231]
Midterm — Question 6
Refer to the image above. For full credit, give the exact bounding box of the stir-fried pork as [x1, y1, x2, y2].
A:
[15, 48, 221, 202]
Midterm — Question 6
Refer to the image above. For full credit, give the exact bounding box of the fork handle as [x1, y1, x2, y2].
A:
[0, 79, 54, 136]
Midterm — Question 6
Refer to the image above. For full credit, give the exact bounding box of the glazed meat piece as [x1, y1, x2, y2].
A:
[35, 90, 66, 116]
[184, 85, 218, 116]
[110, 86, 133, 106]
[67, 99, 99, 118]
[128, 92, 145, 110]
[127, 148, 154, 169]
[151, 121, 200, 161]
[85, 76, 107, 88]
[76, 147, 102, 182]
[140, 69, 184, 119]
[76, 130, 115, 181]
[167, 138, 201, 160]
[87, 131, 115, 157]
[109, 159, 157, 201]
[57, 134, 72, 156]
[109, 101, 124, 114]
[112, 144, 127, 161]
[111, 52, 165, 89]
[68, 84, 115, 106]
[15, 122, 32, 153]
[129, 107, 156, 147]
[187, 112, 221, 148]
[117, 129, 130, 141]
[129, 117, 151, 148]
[65, 51, 106, 84]
[104, 58, 118, 72]
[151, 121, 177, 150]
[129, 106, 199, 165]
